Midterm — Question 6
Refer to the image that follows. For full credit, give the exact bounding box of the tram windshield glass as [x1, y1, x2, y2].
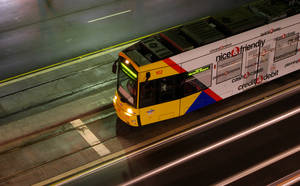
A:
[117, 58, 138, 107]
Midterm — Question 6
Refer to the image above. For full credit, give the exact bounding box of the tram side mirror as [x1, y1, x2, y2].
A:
[112, 59, 117, 74]
[146, 72, 151, 81]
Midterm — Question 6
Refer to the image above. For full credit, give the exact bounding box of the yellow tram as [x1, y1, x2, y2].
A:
[112, 0, 300, 126]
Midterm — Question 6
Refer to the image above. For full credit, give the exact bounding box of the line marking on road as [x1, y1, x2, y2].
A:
[70, 119, 110, 157]
[88, 10, 132, 23]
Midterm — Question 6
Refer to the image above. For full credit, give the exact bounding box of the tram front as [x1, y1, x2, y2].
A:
[112, 55, 140, 127]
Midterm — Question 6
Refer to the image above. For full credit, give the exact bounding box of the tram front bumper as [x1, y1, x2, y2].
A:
[113, 95, 139, 127]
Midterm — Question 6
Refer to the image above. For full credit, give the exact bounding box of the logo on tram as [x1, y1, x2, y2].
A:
[238, 70, 279, 90]
[216, 39, 266, 62]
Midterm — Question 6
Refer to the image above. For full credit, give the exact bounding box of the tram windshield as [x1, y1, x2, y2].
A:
[117, 58, 138, 107]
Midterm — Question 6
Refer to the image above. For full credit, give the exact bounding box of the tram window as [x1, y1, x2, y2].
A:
[217, 54, 242, 84]
[158, 76, 180, 103]
[139, 74, 182, 108]
[274, 33, 299, 62]
[183, 64, 212, 96]
[183, 76, 204, 96]
[140, 80, 157, 108]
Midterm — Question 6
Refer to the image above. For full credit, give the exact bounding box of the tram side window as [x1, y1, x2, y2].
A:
[139, 74, 182, 108]
[140, 80, 157, 108]
[183, 76, 204, 96]
[217, 54, 242, 84]
[274, 33, 299, 62]
[158, 76, 180, 103]
[183, 64, 212, 97]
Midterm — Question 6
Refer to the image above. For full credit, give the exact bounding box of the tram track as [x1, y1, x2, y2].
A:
[7, 73, 298, 157]
[50, 82, 300, 186]
[35, 73, 300, 186]
[120, 107, 300, 186]
[0, 72, 299, 185]
[0, 107, 117, 184]
[0, 61, 117, 120]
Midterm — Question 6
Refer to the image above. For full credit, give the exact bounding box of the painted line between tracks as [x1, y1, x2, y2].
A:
[215, 145, 300, 186]
[70, 119, 110, 157]
[88, 10, 132, 23]
[120, 107, 300, 186]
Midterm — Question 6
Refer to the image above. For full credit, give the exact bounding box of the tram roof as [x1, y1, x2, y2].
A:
[122, 0, 299, 67]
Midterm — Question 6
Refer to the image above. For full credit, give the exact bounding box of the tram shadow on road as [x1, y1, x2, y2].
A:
[114, 115, 181, 147]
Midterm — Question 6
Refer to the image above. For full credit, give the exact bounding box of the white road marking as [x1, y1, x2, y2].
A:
[70, 119, 110, 156]
[88, 10, 132, 23]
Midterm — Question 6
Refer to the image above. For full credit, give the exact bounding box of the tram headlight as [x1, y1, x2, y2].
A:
[127, 108, 133, 114]
[125, 108, 134, 116]
[113, 95, 117, 104]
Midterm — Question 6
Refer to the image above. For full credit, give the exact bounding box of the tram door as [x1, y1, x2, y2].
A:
[139, 74, 181, 125]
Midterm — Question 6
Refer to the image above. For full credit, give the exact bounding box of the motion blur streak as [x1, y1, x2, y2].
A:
[120, 107, 300, 186]
[215, 145, 300, 186]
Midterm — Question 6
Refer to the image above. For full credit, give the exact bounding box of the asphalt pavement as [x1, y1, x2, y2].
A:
[0, 0, 253, 81]
[0, 1, 298, 185]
